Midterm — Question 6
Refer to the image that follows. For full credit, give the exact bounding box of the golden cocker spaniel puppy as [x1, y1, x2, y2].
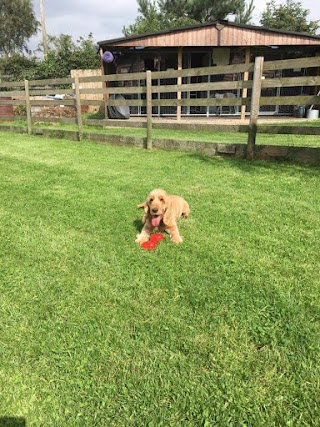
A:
[136, 189, 190, 244]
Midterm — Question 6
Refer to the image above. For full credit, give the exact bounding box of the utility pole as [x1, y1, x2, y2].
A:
[40, 0, 48, 59]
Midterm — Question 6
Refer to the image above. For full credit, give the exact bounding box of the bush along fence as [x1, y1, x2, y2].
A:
[0, 56, 320, 164]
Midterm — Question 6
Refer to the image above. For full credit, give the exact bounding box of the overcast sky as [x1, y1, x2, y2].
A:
[29, 0, 320, 51]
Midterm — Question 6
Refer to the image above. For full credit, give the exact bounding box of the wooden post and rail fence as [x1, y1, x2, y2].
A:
[0, 56, 320, 162]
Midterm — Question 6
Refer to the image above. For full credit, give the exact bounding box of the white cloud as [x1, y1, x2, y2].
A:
[30, 0, 139, 49]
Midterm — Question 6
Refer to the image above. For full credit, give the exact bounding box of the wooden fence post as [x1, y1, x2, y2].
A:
[24, 80, 32, 135]
[74, 76, 83, 141]
[146, 70, 152, 150]
[247, 56, 264, 160]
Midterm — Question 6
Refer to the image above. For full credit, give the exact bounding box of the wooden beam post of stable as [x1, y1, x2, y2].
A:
[146, 70, 153, 149]
[247, 56, 264, 160]
[241, 47, 250, 121]
[74, 76, 83, 141]
[100, 47, 109, 120]
[24, 80, 32, 135]
[177, 47, 183, 121]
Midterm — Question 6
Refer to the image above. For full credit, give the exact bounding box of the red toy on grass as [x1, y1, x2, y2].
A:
[150, 233, 165, 243]
[141, 233, 165, 250]
[141, 241, 157, 250]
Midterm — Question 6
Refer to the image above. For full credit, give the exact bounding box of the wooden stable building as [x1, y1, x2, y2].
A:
[97, 20, 320, 117]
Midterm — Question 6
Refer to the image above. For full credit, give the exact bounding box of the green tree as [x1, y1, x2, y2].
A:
[36, 33, 100, 79]
[0, 53, 37, 81]
[260, 0, 319, 35]
[0, 0, 38, 56]
[188, 0, 243, 22]
[123, 0, 254, 36]
[0, 33, 100, 81]
[235, 0, 254, 24]
[123, 0, 165, 36]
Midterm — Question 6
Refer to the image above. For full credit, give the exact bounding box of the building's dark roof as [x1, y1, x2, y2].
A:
[97, 20, 320, 46]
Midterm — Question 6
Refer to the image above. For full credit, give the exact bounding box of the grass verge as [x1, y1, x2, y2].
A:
[1, 118, 320, 147]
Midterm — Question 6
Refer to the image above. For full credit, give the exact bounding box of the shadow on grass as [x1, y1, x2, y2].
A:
[133, 219, 144, 232]
[188, 152, 320, 176]
[0, 418, 26, 427]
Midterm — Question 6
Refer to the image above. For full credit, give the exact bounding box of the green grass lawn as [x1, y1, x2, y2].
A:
[0, 131, 319, 426]
[2, 118, 320, 147]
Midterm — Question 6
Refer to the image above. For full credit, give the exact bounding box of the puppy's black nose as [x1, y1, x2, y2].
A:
[152, 208, 158, 213]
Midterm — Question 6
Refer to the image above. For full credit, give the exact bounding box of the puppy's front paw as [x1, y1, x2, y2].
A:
[171, 235, 183, 244]
[135, 233, 149, 244]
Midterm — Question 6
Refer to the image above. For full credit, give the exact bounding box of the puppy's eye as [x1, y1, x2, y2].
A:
[149, 197, 154, 202]
[160, 198, 164, 202]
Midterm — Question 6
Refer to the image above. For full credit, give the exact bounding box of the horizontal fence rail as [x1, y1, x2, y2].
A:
[0, 56, 320, 162]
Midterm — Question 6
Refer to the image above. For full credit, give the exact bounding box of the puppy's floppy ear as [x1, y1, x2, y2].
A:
[163, 197, 174, 225]
[137, 202, 146, 209]
[137, 202, 149, 215]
